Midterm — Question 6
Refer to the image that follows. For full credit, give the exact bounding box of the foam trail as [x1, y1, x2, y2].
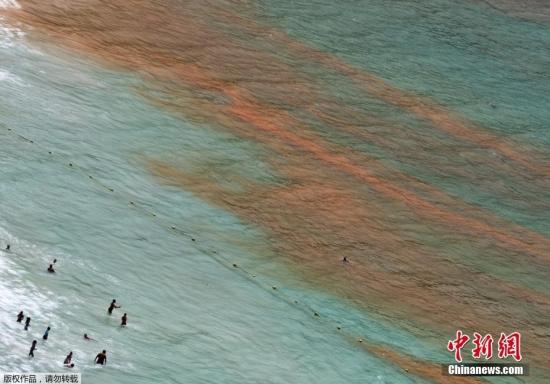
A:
[0, 0, 20, 9]
[0, 68, 22, 84]
[0, 228, 63, 371]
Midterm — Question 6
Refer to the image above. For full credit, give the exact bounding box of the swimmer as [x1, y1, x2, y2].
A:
[107, 299, 121, 315]
[24, 317, 31, 330]
[94, 350, 107, 365]
[47, 264, 55, 273]
[121, 313, 127, 327]
[342, 256, 349, 264]
[42, 326, 51, 340]
[64, 351, 73, 365]
[29, 340, 37, 357]
[5, 244, 10, 251]
[83, 333, 95, 341]
[65, 363, 75, 368]
[16, 311, 24, 323]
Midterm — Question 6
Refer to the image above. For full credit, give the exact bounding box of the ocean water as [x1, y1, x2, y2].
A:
[257, 0, 550, 231]
[0, 0, 549, 383]
[0, 10, 429, 384]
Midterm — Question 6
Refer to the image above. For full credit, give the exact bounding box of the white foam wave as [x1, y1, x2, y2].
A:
[0, 227, 66, 371]
[0, 68, 22, 84]
[0, 16, 24, 48]
[0, 0, 21, 9]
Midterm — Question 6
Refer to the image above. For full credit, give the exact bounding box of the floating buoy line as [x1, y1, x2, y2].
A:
[3, 125, 402, 361]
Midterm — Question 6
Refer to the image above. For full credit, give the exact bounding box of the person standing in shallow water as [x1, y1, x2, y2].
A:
[64, 351, 73, 365]
[107, 299, 120, 315]
[121, 313, 127, 327]
[94, 350, 107, 365]
[24, 317, 31, 330]
[28, 340, 37, 357]
[16, 311, 24, 323]
[42, 326, 51, 340]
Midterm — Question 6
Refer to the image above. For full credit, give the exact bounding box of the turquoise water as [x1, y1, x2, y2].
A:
[1, 0, 548, 382]
[0, 14, 433, 384]
[259, 0, 550, 139]
[258, 0, 550, 235]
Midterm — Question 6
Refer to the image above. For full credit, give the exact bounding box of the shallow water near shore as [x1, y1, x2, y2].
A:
[1, 0, 549, 383]
[0, 24, 433, 383]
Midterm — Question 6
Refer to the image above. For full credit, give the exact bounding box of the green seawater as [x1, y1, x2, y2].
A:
[257, 0, 550, 236]
[0, 16, 431, 384]
[1, 0, 548, 383]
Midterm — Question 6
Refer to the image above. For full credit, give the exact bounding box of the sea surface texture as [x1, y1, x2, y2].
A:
[0, 0, 549, 383]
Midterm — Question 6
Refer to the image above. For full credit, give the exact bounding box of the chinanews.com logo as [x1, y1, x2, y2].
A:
[443, 330, 528, 376]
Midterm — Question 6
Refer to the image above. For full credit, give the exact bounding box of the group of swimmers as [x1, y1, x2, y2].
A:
[25, 330, 103, 368]
[6, 244, 129, 368]
[8, 238, 348, 368]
